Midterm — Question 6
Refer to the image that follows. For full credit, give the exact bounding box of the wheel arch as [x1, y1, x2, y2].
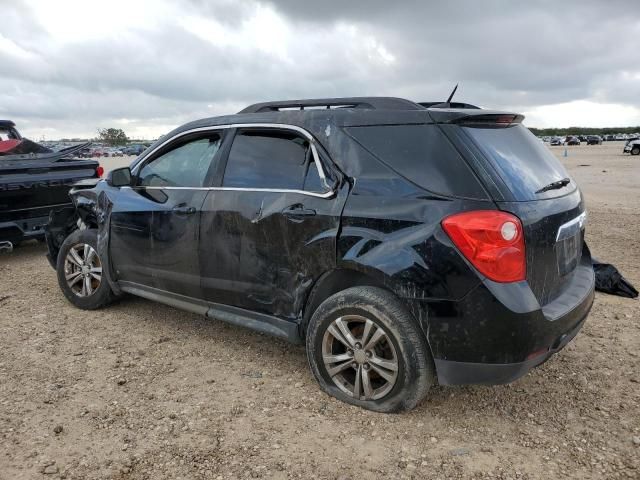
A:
[300, 268, 432, 346]
[301, 268, 388, 338]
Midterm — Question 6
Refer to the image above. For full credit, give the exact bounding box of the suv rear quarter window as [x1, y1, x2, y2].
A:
[345, 124, 488, 199]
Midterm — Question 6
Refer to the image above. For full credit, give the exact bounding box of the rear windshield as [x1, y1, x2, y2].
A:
[345, 124, 487, 199]
[462, 124, 574, 201]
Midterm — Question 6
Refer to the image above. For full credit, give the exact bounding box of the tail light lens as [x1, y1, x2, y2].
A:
[96, 165, 104, 178]
[442, 210, 526, 283]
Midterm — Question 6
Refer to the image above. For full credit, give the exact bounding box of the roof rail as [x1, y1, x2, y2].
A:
[419, 102, 481, 110]
[238, 97, 424, 114]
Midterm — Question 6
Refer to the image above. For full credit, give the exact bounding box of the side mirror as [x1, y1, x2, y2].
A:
[106, 167, 133, 187]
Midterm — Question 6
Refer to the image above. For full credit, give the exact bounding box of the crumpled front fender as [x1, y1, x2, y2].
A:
[46, 181, 122, 296]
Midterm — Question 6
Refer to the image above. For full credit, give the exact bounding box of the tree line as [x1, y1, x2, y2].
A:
[527, 125, 640, 136]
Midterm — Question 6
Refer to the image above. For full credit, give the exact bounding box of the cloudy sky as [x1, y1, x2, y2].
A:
[2, 0, 639, 139]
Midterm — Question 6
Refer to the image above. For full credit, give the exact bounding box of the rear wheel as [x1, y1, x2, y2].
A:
[56, 229, 115, 310]
[306, 286, 434, 412]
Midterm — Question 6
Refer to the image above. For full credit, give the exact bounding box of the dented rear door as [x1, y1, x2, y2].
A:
[198, 127, 346, 321]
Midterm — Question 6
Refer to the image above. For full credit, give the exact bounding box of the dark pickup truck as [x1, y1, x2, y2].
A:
[0, 120, 102, 251]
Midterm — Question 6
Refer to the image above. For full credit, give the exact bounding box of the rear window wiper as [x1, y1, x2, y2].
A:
[535, 177, 571, 194]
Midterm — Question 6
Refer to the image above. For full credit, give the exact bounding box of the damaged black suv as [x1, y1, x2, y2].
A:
[46, 97, 595, 412]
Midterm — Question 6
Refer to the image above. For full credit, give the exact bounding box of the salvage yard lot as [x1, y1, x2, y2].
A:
[1, 142, 638, 479]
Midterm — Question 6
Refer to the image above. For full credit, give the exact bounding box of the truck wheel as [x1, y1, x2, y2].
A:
[306, 286, 434, 413]
[631, 146, 640, 155]
[56, 229, 115, 310]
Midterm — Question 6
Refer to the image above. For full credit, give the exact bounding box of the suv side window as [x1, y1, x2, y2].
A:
[138, 135, 221, 188]
[345, 124, 488, 199]
[303, 155, 327, 193]
[223, 130, 309, 190]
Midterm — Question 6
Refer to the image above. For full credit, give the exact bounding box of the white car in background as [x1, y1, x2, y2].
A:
[623, 138, 640, 155]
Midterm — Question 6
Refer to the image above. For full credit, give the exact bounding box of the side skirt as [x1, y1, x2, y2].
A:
[118, 281, 303, 344]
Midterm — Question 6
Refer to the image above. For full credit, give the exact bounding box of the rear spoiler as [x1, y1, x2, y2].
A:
[427, 108, 525, 126]
[453, 114, 524, 127]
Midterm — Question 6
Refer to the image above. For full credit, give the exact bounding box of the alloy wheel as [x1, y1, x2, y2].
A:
[322, 315, 399, 401]
[64, 243, 102, 297]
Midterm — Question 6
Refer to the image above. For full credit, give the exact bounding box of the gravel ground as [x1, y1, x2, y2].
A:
[1, 142, 639, 479]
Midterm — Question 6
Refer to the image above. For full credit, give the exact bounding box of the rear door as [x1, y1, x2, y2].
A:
[199, 126, 346, 320]
[110, 131, 224, 297]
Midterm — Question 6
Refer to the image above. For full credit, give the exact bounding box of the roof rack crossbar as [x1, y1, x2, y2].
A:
[238, 97, 424, 114]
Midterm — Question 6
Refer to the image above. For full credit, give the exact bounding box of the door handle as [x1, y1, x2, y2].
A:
[282, 204, 316, 221]
[172, 205, 196, 215]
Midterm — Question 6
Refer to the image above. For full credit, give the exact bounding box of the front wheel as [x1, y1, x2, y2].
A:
[306, 286, 435, 413]
[56, 229, 115, 310]
[631, 146, 640, 155]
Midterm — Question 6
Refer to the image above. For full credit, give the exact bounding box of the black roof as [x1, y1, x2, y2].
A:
[0, 120, 16, 128]
[137, 97, 520, 166]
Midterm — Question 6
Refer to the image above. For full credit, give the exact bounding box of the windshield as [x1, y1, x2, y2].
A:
[462, 124, 574, 201]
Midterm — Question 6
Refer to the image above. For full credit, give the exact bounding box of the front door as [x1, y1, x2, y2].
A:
[199, 127, 347, 320]
[110, 132, 224, 298]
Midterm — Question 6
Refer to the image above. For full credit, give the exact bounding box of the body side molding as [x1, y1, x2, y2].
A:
[118, 281, 302, 343]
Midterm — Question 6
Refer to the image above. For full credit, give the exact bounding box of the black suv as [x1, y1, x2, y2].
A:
[46, 97, 594, 412]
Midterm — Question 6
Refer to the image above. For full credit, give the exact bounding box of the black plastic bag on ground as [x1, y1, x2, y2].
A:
[592, 259, 639, 298]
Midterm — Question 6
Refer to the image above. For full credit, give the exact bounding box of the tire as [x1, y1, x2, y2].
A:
[56, 229, 115, 310]
[306, 286, 435, 413]
[631, 146, 640, 156]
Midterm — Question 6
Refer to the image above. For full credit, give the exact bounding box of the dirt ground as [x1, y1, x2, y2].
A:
[1, 142, 638, 480]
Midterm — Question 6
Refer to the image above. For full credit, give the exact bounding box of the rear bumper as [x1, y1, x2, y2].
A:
[434, 291, 592, 385]
[407, 251, 595, 386]
[0, 215, 51, 243]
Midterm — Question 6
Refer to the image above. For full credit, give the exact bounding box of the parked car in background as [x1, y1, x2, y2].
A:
[89, 147, 105, 157]
[550, 137, 563, 146]
[586, 135, 602, 145]
[565, 136, 580, 145]
[75, 147, 93, 158]
[0, 120, 102, 251]
[46, 97, 594, 412]
[623, 138, 640, 155]
[122, 144, 147, 156]
[105, 148, 124, 157]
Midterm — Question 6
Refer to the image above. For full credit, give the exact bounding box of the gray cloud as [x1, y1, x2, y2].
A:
[1, 0, 638, 138]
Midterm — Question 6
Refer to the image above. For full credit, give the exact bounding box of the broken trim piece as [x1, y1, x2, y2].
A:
[556, 211, 587, 242]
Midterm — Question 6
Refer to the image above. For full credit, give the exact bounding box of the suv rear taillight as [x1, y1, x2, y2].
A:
[442, 210, 526, 283]
[96, 165, 104, 178]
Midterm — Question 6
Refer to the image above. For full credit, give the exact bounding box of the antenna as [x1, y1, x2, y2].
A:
[444, 83, 458, 108]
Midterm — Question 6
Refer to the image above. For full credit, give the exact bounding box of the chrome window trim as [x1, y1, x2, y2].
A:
[555, 211, 587, 242]
[131, 122, 330, 190]
[124, 185, 335, 199]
